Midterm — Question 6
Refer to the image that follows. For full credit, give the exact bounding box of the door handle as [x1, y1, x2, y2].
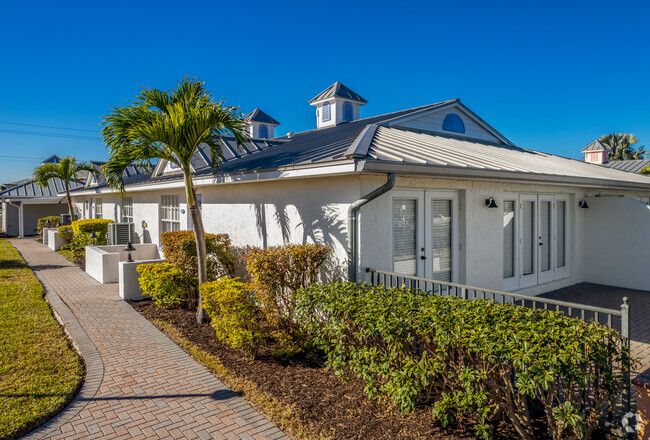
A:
[420, 256, 426, 260]
[539, 242, 543, 246]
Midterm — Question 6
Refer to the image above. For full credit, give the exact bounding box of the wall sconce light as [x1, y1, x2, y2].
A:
[485, 197, 498, 208]
[89, 231, 97, 246]
[579, 200, 589, 209]
[123, 242, 136, 262]
[141, 220, 148, 229]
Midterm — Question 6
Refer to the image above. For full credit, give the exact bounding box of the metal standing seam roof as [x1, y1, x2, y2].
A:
[244, 108, 280, 125]
[366, 126, 650, 186]
[309, 81, 368, 104]
[581, 140, 612, 152]
[604, 159, 650, 174]
[0, 177, 84, 199]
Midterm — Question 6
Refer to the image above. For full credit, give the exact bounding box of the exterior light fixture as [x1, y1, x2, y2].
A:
[485, 197, 498, 208]
[89, 231, 98, 246]
[579, 200, 589, 209]
[123, 242, 136, 262]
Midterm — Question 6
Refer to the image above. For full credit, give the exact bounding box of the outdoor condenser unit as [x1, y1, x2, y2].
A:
[107, 223, 135, 245]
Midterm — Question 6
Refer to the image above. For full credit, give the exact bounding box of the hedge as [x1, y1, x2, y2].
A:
[245, 244, 330, 352]
[296, 283, 629, 440]
[160, 231, 236, 282]
[57, 225, 73, 248]
[37, 216, 61, 237]
[200, 278, 262, 358]
[137, 263, 190, 308]
[71, 219, 114, 245]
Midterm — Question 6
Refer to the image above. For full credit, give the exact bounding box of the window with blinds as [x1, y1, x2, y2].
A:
[503, 200, 515, 279]
[540, 201, 551, 272]
[522, 201, 535, 275]
[556, 201, 566, 268]
[393, 199, 417, 275]
[161, 195, 180, 233]
[432, 199, 452, 282]
[95, 198, 103, 219]
[121, 197, 133, 223]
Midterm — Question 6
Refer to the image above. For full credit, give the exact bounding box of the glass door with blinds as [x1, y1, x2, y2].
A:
[503, 194, 570, 290]
[391, 191, 458, 282]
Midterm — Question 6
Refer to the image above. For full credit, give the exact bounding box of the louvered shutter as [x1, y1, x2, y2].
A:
[393, 199, 417, 275]
[503, 200, 515, 279]
[431, 199, 452, 282]
[522, 201, 535, 275]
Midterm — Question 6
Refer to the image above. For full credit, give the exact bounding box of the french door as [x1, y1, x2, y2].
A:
[503, 194, 570, 290]
[392, 191, 458, 282]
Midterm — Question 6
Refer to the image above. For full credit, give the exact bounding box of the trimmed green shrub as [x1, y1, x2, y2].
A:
[161, 230, 236, 281]
[137, 263, 190, 308]
[57, 225, 73, 248]
[71, 219, 114, 245]
[245, 244, 330, 352]
[37, 216, 61, 237]
[201, 278, 262, 358]
[296, 283, 629, 440]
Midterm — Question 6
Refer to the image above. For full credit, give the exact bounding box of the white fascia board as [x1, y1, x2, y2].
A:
[69, 162, 358, 195]
[310, 97, 365, 106]
[4, 197, 64, 204]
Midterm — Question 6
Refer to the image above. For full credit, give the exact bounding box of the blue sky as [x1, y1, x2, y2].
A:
[1, 0, 649, 183]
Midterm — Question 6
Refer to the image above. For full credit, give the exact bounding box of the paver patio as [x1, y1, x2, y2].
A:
[11, 238, 288, 440]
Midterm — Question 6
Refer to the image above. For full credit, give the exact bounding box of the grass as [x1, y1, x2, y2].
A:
[150, 318, 325, 440]
[0, 239, 84, 440]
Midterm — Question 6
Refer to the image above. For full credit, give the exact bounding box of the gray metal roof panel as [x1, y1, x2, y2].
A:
[309, 81, 368, 104]
[581, 140, 612, 152]
[244, 108, 280, 125]
[0, 178, 84, 198]
[604, 159, 650, 174]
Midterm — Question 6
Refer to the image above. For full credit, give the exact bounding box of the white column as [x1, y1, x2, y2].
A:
[18, 202, 24, 238]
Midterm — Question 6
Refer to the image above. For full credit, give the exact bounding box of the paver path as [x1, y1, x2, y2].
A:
[12, 239, 288, 440]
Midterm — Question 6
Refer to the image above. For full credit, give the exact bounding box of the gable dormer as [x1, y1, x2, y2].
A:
[581, 140, 611, 164]
[387, 101, 512, 145]
[245, 108, 280, 139]
[309, 82, 367, 129]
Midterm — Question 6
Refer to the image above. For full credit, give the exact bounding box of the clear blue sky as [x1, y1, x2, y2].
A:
[1, 0, 649, 183]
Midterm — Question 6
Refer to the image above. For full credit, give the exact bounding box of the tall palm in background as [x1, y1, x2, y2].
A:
[33, 157, 96, 222]
[101, 77, 248, 323]
[598, 133, 646, 161]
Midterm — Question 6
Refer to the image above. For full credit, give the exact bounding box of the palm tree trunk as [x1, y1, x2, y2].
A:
[184, 172, 208, 324]
[65, 182, 76, 222]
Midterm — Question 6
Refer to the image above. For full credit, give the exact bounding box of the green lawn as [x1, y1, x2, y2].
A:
[0, 239, 84, 439]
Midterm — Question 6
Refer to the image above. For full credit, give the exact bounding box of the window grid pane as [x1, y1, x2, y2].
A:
[522, 201, 535, 275]
[432, 199, 452, 282]
[95, 199, 103, 219]
[557, 201, 566, 268]
[540, 201, 551, 272]
[161, 195, 180, 231]
[393, 199, 417, 276]
[122, 197, 133, 223]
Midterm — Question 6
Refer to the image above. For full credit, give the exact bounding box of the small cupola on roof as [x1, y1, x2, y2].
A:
[309, 81, 367, 129]
[581, 140, 612, 164]
[244, 108, 280, 139]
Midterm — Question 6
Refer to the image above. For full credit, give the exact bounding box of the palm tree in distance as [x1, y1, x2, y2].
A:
[599, 133, 646, 161]
[33, 157, 96, 222]
[101, 77, 248, 324]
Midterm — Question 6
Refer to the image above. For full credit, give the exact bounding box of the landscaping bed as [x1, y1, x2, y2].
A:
[132, 300, 530, 440]
[0, 239, 84, 440]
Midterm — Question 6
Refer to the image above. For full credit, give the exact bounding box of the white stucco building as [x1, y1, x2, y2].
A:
[66, 82, 650, 295]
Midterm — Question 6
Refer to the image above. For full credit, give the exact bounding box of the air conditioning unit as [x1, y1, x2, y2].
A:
[107, 223, 135, 245]
[60, 214, 71, 225]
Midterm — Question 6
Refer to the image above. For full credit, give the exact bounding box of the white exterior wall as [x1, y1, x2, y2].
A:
[583, 196, 650, 290]
[314, 99, 361, 129]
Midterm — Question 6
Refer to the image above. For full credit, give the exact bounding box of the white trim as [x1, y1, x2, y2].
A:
[502, 193, 519, 291]
[390, 191, 425, 277]
[424, 191, 459, 283]
[554, 194, 571, 280]
[519, 194, 538, 289]
[537, 194, 554, 285]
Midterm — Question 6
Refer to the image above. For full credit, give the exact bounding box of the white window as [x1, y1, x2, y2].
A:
[94, 198, 103, 219]
[322, 102, 331, 122]
[161, 195, 180, 233]
[121, 197, 133, 223]
[393, 199, 418, 276]
[431, 199, 452, 282]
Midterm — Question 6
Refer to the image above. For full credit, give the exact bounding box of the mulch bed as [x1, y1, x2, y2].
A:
[130, 301, 596, 440]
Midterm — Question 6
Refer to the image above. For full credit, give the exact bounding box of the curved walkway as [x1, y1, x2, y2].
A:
[12, 239, 288, 440]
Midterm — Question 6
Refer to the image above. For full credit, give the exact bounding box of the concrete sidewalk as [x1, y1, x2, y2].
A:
[12, 238, 288, 440]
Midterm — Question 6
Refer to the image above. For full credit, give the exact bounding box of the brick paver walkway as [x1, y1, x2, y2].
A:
[11, 239, 288, 440]
[542, 283, 650, 374]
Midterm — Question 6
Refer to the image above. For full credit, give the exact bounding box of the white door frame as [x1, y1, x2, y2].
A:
[519, 194, 538, 289]
[537, 195, 555, 285]
[502, 194, 519, 291]
[554, 195, 571, 280]
[390, 191, 425, 277]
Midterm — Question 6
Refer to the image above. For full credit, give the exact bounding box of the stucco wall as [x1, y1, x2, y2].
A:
[2, 201, 19, 236]
[583, 196, 650, 290]
[22, 203, 69, 236]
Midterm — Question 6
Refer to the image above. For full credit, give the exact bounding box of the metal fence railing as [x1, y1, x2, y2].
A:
[366, 268, 631, 413]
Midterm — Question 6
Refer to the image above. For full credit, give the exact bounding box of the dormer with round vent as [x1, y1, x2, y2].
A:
[309, 82, 367, 128]
[245, 108, 280, 139]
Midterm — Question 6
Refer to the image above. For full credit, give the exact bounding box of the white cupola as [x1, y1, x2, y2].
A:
[244, 108, 280, 139]
[309, 81, 367, 129]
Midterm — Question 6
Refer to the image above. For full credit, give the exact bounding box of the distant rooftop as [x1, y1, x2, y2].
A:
[604, 159, 650, 174]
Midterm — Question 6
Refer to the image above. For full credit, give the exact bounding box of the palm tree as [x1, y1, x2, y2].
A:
[101, 77, 248, 323]
[33, 157, 96, 222]
[598, 133, 646, 161]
